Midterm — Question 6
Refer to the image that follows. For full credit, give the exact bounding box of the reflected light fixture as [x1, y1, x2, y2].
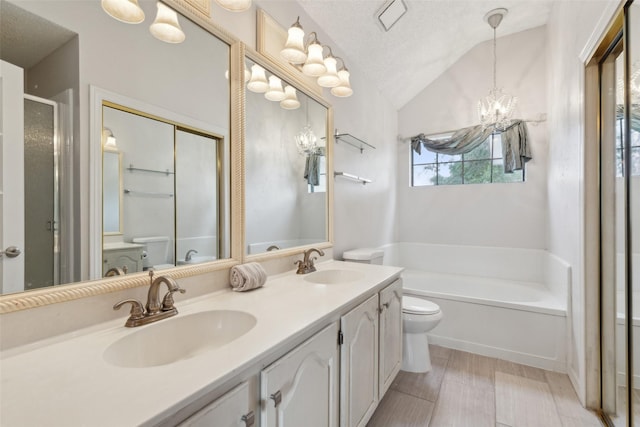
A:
[101, 0, 145, 24]
[280, 86, 300, 109]
[150, 2, 185, 44]
[265, 76, 286, 101]
[280, 17, 307, 64]
[477, 8, 517, 131]
[295, 125, 318, 155]
[247, 64, 269, 93]
[214, 0, 251, 12]
[102, 128, 118, 149]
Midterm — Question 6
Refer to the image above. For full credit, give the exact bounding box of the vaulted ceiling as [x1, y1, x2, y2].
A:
[297, 0, 554, 110]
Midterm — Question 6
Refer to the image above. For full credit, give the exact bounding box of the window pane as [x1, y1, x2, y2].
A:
[464, 160, 492, 184]
[413, 148, 436, 164]
[464, 139, 491, 160]
[437, 162, 463, 185]
[617, 148, 624, 178]
[438, 153, 462, 162]
[632, 147, 640, 176]
[492, 159, 523, 183]
[631, 128, 640, 147]
[492, 133, 503, 159]
[412, 164, 436, 186]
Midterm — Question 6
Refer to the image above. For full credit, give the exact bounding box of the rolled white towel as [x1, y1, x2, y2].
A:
[230, 262, 267, 292]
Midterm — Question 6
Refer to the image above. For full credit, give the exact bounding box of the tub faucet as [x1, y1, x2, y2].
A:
[113, 270, 186, 327]
[185, 249, 198, 262]
[104, 266, 128, 277]
[295, 248, 325, 274]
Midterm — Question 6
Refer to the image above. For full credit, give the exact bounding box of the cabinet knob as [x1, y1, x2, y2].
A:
[380, 302, 389, 312]
[241, 410, 255, 426]
[270, 390, 282, 407]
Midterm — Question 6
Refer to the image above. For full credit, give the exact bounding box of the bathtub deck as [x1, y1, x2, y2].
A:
[367, 345, 602, 427]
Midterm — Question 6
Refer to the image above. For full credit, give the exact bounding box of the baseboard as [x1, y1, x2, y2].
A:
[428, 334, 567, 373]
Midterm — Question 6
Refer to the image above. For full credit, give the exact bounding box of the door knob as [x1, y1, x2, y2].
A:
[1, 246, 21, 258]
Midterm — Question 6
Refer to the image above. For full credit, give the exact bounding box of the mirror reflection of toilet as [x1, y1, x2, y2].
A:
[342, 248, 444, 373]
[132, 236, 174, 270]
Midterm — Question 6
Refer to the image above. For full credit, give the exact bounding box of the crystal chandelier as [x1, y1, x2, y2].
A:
[477, 8, 517, 131]
[295, 125, 318, 155]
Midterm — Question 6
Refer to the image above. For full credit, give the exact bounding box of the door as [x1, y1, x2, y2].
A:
[379, 279, 403, 399]
[261, 322, 340, 427]
[0, 60, 25, 294]
[340, 294, 379, 427]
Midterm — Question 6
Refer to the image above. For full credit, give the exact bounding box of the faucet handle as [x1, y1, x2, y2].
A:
[161, 285, 186, 311]
[113, 299, 145, 326]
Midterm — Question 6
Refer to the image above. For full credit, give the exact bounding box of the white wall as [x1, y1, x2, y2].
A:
[397, 27, 548, 250]
[545, 0, 620, 404]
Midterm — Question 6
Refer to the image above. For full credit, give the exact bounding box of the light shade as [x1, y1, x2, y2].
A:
[280, 86, 300, 109]
[265, 76, 286, 101]
[102, 128, 118, 148]
[281, 19, 306, 64]
[247, 64, 268, 93]
[101, 0, 145, 24]
[317, 55, 340, 88]
[331, 69, 353, 97]
[302, 42, 326, 77]
[214, 0, 251, 12]
[295, 125, 318, 155]
[150, 2, 185, 43]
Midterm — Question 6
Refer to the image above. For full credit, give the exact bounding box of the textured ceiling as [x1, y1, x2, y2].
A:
[297, 0, 554, 110]
[0, 0, 76, 70]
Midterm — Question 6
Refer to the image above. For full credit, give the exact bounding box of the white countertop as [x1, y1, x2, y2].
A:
[0, 261, 402, 426]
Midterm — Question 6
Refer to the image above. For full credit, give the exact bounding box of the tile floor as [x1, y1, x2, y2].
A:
[367, 345, 603, 427]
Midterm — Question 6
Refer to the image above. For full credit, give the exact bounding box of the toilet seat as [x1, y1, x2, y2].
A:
[403, 296, 440, 315]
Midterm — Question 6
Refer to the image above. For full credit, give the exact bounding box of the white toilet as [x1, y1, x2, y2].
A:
[401, 296, 443, 373]
[132, 236, 174, 270]
[342, 248, 444, 374]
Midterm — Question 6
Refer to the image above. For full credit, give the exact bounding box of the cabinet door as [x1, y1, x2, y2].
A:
[180, 381, 255, 427]
[379, 279, 403, 399]
[340, 294, 379, 427]
[261, 322, 340, 427]
[102, 248, 142, 276]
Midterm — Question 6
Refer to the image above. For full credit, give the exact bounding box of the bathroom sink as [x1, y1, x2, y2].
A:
[177, 255, 217, 265]
[304, 269, 364, 285]
[103, 310, 257, 368]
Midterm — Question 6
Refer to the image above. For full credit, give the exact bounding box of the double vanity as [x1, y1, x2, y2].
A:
[0, 261, 402, 426]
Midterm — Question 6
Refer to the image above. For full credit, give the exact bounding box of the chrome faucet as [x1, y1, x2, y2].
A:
[295, 248, 325, 274]
[185, 249, 198, 262]
[113, 270, 186, 327]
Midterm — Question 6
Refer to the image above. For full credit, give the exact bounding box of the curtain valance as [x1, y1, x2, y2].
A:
[411, 120, 531, 174]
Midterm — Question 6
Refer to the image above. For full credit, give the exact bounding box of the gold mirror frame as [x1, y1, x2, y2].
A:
[0, 0, 243, 314]
[241, 44, 334, 264]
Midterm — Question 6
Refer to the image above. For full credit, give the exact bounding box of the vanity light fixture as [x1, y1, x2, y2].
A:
[302, 35, 327, 77]
[280, 86, 300, 109]
[247, 64, 269, 93]
[265, 76, 286, 101]
[317, 50, 341, 88]
[102, 128, 118, 149]
[281, 17, 354, 97]
[477, 8, 517, 131]
[101, 0, 145, 24]
[280, 17, 307, 64]
[331, 64, 353, 97]
[295, 124, 318, 155]
[224, 67, 252, 82]
[149, 2, 185, 44]
[214, 0, 251, 12]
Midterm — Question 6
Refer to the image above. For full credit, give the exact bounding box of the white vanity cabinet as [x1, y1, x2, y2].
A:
[340, 294, 380, 427]
[340, 279, 403, 427]
[378, 278, 403, 399]
[179, 381, 255, 427]
[102, 243, 143, 276]
[260, 322, 340, 427]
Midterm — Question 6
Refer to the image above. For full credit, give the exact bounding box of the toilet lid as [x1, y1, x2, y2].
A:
[402, 296, 440, 315]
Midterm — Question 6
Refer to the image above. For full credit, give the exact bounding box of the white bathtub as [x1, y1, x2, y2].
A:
[379, 243, 570, 372]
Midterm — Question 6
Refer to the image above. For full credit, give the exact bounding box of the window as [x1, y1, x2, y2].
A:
[615, 117, 640, 177]
[411, 133, 524, 186]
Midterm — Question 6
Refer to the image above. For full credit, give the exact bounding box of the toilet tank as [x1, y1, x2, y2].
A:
[132, 236, 170, 268]
[343, 248, 384, 265]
